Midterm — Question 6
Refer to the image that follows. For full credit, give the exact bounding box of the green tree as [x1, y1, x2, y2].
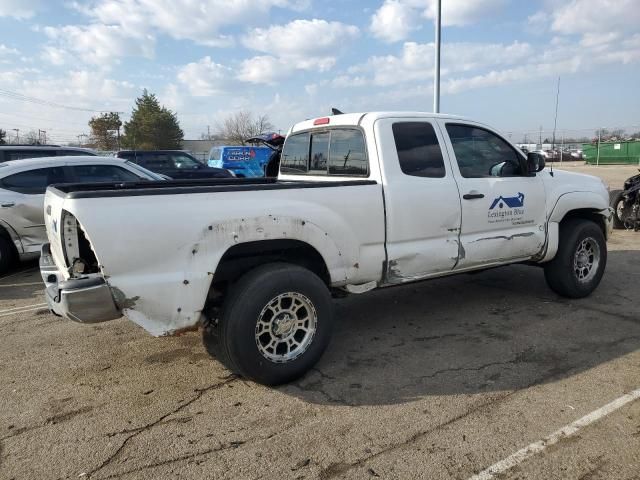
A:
[88, 112, 122, 150]
[0, 129, 6, 145]
[122, 90, 184, 149]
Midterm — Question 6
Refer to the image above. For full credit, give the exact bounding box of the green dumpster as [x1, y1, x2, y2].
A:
[583, 140, 640, 165]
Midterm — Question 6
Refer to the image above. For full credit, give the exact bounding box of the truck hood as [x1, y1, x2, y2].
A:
[542, 168, 609, 204]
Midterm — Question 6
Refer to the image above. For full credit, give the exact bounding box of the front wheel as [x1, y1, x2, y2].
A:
[544, 219, 607, 298]
[203, 263, 333, 385]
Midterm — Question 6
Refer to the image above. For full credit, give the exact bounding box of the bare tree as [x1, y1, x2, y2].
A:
[21, 130, 41, 145]
[216, 111, 274, 145]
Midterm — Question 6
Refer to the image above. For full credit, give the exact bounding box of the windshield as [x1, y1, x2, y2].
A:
[209, 147, 222, 161]
[125, 161, 165, 180]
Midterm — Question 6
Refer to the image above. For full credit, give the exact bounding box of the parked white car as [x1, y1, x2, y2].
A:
[0, 156, 163, 273]
[41, 112, 613, 385]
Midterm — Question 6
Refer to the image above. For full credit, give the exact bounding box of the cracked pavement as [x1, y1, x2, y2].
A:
[1, 163, 639, 479]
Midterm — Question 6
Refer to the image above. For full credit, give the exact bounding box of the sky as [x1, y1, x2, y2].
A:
[0, 0, 639, 144]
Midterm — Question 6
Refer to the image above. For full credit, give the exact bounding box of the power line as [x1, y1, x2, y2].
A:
[0, 88, 124, 114]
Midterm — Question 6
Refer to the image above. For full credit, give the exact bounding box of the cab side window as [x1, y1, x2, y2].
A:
[445, 124, 523, 178]
[392, 122, 445, 178]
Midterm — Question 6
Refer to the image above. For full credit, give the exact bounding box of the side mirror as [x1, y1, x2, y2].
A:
[527, 152, 545, 173]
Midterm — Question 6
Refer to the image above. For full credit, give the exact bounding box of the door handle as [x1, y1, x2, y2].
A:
[1, 202, 15, 207]
[462, 193, 484, 200]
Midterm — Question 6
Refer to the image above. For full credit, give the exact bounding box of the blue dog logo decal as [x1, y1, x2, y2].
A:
[489, 192, 525, 210]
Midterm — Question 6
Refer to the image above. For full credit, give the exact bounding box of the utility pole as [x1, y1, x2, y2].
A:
[207, 125, 211, 140]
[539, 126, 543, 148]
[596, 128, 602, 166]
[12, 128, 19, 143]
[433, 0, 441, 113]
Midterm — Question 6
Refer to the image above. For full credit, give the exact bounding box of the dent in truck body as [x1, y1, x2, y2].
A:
[105, 215, 354, 337]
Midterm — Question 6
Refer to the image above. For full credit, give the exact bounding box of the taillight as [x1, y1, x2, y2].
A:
[313, 117, 330, 125]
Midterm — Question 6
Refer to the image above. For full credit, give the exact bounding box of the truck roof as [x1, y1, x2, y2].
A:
[289, 111, 469, 134]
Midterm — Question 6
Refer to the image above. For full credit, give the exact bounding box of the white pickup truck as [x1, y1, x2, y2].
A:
[40, 112, 613, 385]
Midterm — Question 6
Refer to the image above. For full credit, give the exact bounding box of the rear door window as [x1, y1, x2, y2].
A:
[141, 153, 173, 171]
[0, 167, 66, 194]
[6, 150, 58, 161]
[69, 165, 140, 182]
[392, 122, 446, 178]
[281, 129, 368, 176]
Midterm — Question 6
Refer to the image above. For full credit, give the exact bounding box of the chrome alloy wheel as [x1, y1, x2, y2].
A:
[255, 292, 318, 363]
[573, 237, 600, 283]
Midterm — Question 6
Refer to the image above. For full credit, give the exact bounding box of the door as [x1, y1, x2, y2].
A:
[377, 118, 462, 284]
[440, 122, 547, 269]
[0, 166, 66, 252]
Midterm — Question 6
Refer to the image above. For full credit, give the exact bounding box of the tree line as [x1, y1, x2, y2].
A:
[86, 90, 274, 151]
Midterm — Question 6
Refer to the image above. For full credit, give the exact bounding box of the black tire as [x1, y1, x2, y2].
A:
[609, 189, 626, 229]
[0, 236, 15, 275]
[544, 219, 607, 298]
[203, 263, 333, 385]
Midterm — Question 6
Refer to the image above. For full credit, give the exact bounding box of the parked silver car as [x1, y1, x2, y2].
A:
[0, 156, 163, 273]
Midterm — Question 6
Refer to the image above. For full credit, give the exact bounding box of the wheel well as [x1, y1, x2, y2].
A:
[561, 209, 606, 236]
[0, 225, 19, 256]
[210, 239, 331, 294]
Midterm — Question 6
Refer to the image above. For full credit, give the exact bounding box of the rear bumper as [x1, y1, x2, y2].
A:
[40, 243, 120, 323]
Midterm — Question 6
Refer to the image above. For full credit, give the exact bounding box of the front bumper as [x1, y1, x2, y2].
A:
[40, 243, 121, 323]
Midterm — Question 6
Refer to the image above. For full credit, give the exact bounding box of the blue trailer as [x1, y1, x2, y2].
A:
[207, 145, 272, 178]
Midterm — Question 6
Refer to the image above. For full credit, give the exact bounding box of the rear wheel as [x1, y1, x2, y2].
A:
[609, 189, 626, 229]
[0, 236, 15, 275]
[203, 263, 333, 385]
[544, 219, 607, 298]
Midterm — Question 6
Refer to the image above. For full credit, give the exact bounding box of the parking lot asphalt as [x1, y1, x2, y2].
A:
[1, 164, 639, 480]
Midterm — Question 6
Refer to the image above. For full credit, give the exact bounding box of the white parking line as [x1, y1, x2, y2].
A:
[469, 388, 640, 480]
[0, 303, 47, 315]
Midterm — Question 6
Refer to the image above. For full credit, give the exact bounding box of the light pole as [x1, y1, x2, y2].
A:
[433, 0, 441, 113]
[12, 128, 19, 143]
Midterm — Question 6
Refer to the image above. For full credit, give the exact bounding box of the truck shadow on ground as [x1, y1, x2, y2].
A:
[0, 260, 42, 301]
[280, 250, 640, 406]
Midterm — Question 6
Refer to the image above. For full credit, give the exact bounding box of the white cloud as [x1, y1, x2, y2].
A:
[243, 19, 359, 75]
[0, 69, 138, 143]
[42, 24, 154, 66]
[73, 0, 309, 47]
[370, 0, 507, 42]
[238, 56, 289, 85]
[370, 1, 418, 43]
[176, 56, 232, 96]
[346, 41, 532, 86]
[0, 44, 19, 56]
[549, 0, 640, 35]
[0, 0, 41, 19]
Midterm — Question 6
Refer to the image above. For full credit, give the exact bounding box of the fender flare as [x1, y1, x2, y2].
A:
[539, 191, 610, 262]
